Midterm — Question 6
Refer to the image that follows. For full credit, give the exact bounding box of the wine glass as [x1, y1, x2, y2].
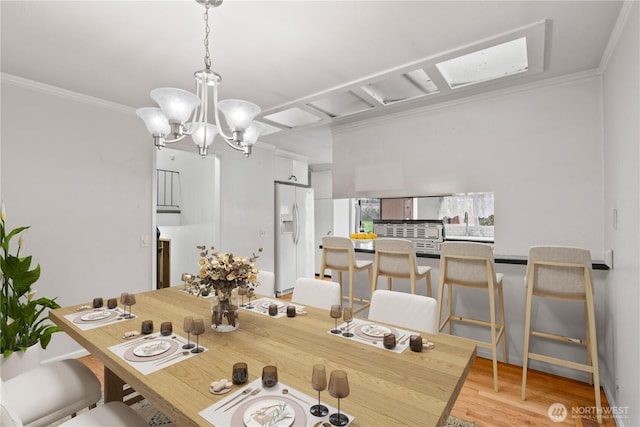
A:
[245, 288, 255, 309]
[328, 370, 350, 426]
[191, 318, 205, 353]
[182, 316, 195, 350]
[342, 307, 354, 338]
[127, 294, 136, 319]
[124, 293, 136, 319]
[119, 292, 128, 318]
[181, 273, 192, 292]
[310, 364, 329, 417]
[238, 286, 247, 307]
[330, 304, 342, 334]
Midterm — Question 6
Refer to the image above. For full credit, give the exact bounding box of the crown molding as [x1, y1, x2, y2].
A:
[1, 73, 136, 115]
[333, 69, 602, 134]
[599, 1, 636, 72]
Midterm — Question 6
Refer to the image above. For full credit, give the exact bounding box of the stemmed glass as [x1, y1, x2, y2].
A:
[182, 316, 195, 350]
[191, 318, 205, 353]
[119, 293, 128, 318]
[310, 364, 329, 417]
[245, 288, 255, 309]
[330, 304, 342, 334]
[238, 286, 247, 308]
[181, 273, 193, 293]
[342, 307, 354, 338]
[328, 370, 350, 426]
[128, 294, 136, 318]
[123, 293, 136, 319]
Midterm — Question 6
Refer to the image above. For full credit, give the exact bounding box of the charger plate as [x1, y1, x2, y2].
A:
[230, 395, 305, 427]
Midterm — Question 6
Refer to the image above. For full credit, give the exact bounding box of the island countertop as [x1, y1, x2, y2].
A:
[344, 240, 609, 270]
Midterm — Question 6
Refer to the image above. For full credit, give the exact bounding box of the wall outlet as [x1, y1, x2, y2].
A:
[140, 235, 150, 247]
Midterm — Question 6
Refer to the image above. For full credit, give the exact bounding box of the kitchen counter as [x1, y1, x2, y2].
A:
[348, 240, 609, 270]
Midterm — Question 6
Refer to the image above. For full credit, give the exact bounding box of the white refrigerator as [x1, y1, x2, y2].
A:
[275, 182, 315, 296]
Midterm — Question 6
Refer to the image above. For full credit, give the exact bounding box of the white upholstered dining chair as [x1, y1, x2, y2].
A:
[291, 277, 341, 310]
[257, 270, 275, 297]
[0, 359, 102, 427]
[1, 399, 148, 427]
[368, 290, 438, 334]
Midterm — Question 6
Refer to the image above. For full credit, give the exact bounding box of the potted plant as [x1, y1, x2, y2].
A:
[1, 202, 61, 373]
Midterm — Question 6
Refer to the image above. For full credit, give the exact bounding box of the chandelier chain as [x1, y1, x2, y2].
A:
[203, 5, 212, 70]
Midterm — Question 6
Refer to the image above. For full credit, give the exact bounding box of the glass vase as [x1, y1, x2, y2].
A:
[211, 299, 239, 332]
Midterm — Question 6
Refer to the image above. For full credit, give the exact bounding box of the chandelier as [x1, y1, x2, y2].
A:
[136, 0, 265, 158]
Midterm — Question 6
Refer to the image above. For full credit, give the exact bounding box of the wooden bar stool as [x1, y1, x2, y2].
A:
[521, 246, 601, 424]
[371, 238, 432, 297]
[437, 241, 506, 392]
[320, 236, 373, 314]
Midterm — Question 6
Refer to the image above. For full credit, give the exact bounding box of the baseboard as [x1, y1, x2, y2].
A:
[41, 348, 90, 364]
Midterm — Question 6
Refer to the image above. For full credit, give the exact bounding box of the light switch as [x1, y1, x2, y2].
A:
[140, 235, 150, 247]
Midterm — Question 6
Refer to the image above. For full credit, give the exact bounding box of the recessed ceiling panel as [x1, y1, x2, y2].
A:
[308, 91, 374, 118]
[361, 68, 439, 105]
[258, 122, 282, 136]
[263, 107, 322, 128]
[436, 37, 529, 89]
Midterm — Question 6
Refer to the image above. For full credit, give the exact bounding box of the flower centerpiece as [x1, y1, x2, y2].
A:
[194, 245, 262, 332]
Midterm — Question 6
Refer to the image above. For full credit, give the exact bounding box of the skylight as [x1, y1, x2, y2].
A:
[436, 37, 528, 89]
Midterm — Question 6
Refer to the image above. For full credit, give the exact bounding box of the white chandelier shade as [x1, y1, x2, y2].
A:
[243, 121, 267, 147]
[136, 0, 265, 158]
[190, 122, 219, 156]
[150, 88, 201, 123]
[217, 99, 261, 131]
[136, 107, 170, 136]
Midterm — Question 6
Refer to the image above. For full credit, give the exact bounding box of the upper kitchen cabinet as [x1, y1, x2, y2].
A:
[275, 151, 309, 186]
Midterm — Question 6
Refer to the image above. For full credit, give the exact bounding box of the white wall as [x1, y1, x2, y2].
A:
[217, 141, 276, 274]
[333, 75, 605, 259]
[156, 148, 218, 286]
[602, 2, 640, 425]
[312, 170, 332, 275]
[1, 77, 154, 361]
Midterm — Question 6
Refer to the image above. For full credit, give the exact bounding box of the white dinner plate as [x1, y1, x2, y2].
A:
[133, 340, 172, 357]
[359, 324, 393, 338]
[260, 301, 285, 310]
[243, 399, 295, 427]
[80, 311, 112, 321]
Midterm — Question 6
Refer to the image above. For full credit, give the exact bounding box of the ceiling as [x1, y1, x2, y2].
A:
[0, 1, 623, 165]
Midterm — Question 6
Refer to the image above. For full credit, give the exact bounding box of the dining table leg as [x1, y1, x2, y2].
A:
[104, 366, 125, 403]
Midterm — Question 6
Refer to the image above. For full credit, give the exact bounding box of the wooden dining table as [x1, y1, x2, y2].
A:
[49, 286, 476, 427]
